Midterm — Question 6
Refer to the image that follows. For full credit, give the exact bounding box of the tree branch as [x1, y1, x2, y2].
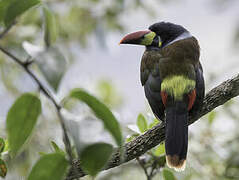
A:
[0, 45, 74, 164]
[66, 74, 239, 179]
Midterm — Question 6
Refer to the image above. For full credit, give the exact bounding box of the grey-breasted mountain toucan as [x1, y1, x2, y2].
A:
[120, 22, 205, 171]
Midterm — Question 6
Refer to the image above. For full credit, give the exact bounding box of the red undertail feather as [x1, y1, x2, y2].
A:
[188, 89, 196, 110]
[160, 91, 168, 107]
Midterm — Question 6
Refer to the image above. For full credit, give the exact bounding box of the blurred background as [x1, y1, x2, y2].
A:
[0, 0, 239, 179]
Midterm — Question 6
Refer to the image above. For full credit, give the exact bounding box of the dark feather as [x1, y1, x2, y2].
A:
[165, 101, 188, 160]
[141, 50, 165, 121]
[189, 62, 205, 115]
[144, 74, 165, 120]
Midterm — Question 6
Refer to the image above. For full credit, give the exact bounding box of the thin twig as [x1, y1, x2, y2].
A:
[0, 45, 74, 163]
[136, 157, 150, 180]
[149, 160, 157, 178]
[0, 21, 16, 39]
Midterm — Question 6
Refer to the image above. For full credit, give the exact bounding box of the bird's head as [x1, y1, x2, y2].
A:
[119, 22, 189, 49]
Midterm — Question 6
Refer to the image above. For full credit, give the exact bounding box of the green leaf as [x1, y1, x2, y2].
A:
[158, 155, 166, 167]
[3, 139, 9, 153]
[0, 138, 5, 153]
[22, 42, 66, 92]
[0, 159, 7, 178]
[51, 141, 60, 152]
[153, 143, 165, 156]
[208, 111, 217, 125]
[96, 79, 123, 108]
[27, 153, 68, 180]
[223, 99, 234, 107]
[6, 93, 41, 156]
[149, 118, 160, 129]
[137, 113, 147, 133]
[163, 169, 176, 180]
[0, 0, 15, 23]
[70, 89, 122, 146]
[36, 47, 67, 92]
[50, 141, 64, 155]
[80, 143, 113, 177]
[4, 0, 41, 26]
[43, 6, 58, 47]
[38, 152, 47, 156]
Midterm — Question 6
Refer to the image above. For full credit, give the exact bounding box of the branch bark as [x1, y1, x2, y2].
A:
[67, 74, 239, 179]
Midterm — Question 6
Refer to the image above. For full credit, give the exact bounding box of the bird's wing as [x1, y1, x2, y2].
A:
[189, 62, 205, 115]
[141, 59, 165, 121]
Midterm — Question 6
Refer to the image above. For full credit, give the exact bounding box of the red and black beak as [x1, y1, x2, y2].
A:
[119, 30, 157, 46]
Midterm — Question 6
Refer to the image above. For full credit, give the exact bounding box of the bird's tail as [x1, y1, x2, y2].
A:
[165, 101, 188, 171]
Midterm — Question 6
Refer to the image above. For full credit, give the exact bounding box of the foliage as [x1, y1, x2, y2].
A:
[0, 138, 7, 178]
[163, 169, 176, 180]
[96, 79, 123, 108]
[126, 114, 168, 179]
[27, 153, 68, 180]
[137, 114, 148, 133]
[69, 88, 123, 146]
[0, 138, 5, 153]
[50, 141, 65, 155]
[80, 143, 113, 176]
[6, 93, 41, 156]
[43, 5, 58, 47]
[0, 159, 7, 178]
[4, 0, 41, 27]
[34, 47, 67, 92]
[127, 114, 160, 142]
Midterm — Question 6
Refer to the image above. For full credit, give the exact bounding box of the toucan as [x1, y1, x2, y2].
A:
[120, 22, 205, 171]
